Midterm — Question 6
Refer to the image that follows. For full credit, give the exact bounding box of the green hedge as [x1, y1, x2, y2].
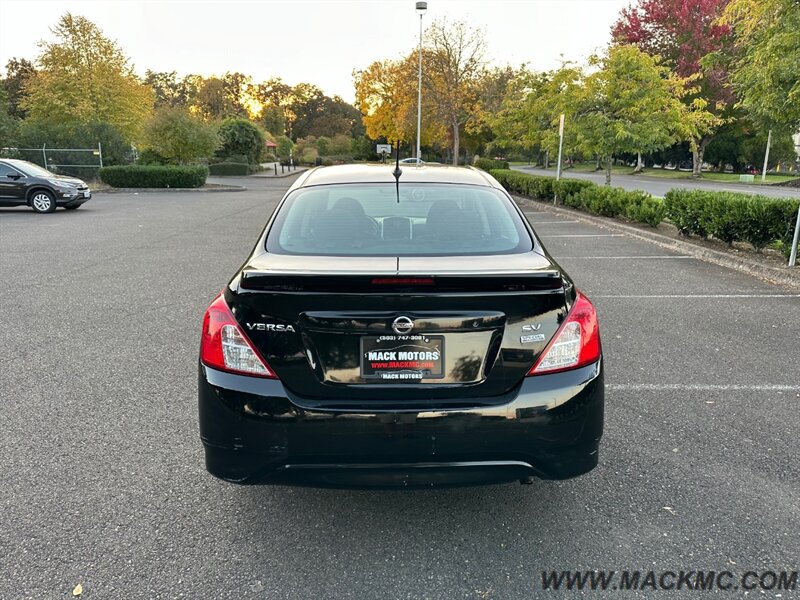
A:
[489, 169, 554, 199]
[209, 162, 249, 176]
[490, 169, 800, 246]
[665, 189, 800, 254]
[100, 165, 208, 188]
[553, 178, 595, 201]
[489, 169, 663, 227]
[565, 186, 665, 227]
[474, 158, 509, 172]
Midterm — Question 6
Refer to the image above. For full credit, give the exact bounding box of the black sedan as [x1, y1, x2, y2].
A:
[198, 164, 603, 488]
[0, 158, 92, 213]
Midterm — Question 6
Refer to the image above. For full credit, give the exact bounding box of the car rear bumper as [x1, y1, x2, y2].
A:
[198, 360, 604, 488]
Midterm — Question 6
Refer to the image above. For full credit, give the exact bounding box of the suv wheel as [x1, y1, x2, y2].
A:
[30, 190, 56, 213]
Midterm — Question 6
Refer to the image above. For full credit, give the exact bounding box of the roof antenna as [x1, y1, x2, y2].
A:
[392, 139, 402, 203]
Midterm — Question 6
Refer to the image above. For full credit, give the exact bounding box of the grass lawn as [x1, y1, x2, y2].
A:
[531, 163, 800, 185]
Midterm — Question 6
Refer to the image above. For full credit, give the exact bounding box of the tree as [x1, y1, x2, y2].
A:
[253, 78, 294, 137]
[315, 136, 331, 156]
[424, 19, 488, 165]
[143, 107, 219, 164]
[275, 135, 294, 162]
[193, 77, 234, 120]
[22, 13, 154, 143]
[289, 86, 363, 140]
[329, 134, 353, 155]
[1, 58, 36, 119]
[354, 58, 416, 145]
[17, 120, 132, 166]
[573, 45, 689, 185]
[259, 104, 285, 137]
[144, 70, 198, 108]
[466, 65, 519, 160]
[721, 0, 800, 133]
[612, 0, 734, 177]
[0, 87, 18, 147]
[353, 53, 447, 154]
[217, 117, 265, 164]
[491, 65, 583, 165]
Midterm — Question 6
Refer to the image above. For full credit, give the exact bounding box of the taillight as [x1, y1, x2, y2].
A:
[200, 294, 277, 378]
[527, 291, 601, 375]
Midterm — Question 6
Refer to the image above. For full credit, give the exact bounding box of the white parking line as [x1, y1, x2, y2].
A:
[540, 234, 625, 238]
[529, 220, 581, 224]
[609, 384, 800, 392]
[593, 294, 800, 298]
[558, 256, 693, 259]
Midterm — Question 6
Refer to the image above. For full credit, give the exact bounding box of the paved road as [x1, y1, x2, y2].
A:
[513, 165, 800, 200]
[1, 176, 799, 599]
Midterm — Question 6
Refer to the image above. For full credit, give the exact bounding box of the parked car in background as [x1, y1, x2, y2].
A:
[198, 164, 604, 488]
[399, 157, 426, 165]
[0, 159, 92, 213]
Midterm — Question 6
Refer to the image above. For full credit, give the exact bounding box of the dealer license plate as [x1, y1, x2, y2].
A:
[360, 335, 444, 380]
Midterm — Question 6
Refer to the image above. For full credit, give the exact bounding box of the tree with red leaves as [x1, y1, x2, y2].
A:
[612, 0, 734, 177]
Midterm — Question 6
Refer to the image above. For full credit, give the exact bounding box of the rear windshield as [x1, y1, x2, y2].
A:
[265, 183, 533, 256]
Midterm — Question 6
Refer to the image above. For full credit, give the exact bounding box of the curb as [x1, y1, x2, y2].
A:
[94, 185, 247, 194]
[512, 194, 800, 292]
[249, 169, 308, 179]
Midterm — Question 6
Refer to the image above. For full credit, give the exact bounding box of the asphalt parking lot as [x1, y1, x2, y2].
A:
[1, 175, 798, 599]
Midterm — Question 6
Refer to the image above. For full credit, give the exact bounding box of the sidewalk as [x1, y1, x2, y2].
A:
[253, 162, 309, 178]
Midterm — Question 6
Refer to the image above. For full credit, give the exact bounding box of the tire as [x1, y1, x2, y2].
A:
[30, 190, 56, 213]
[64, 205, 80, 210]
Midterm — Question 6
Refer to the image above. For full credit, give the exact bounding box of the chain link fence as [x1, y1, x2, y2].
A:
[0, 144, 104, 179]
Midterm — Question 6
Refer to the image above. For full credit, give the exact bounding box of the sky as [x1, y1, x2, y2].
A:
[0, 0, 631, 103]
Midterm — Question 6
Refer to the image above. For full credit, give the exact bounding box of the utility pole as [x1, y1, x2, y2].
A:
[761, 129, 772, 182]
[790, 204, 800, 267]
[415, 2, 427, 162]
[556, 114, 565, 181]
[554, 114, 565, 205]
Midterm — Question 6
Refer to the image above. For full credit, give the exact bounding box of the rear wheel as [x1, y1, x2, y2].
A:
[30, 190, 56, 213]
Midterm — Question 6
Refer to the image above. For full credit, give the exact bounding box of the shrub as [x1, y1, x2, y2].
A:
[474, 158, 509, 171]
[553, 179, 595, 203]
[217, 118, 265, 165]
[99, 165, 208, 188]
[143, 107, 220, 164]
[663, 190, 715, 238]
[299, 147, 319, 165]
[774, 201, 800, 258]
[275, 135, 294, 162]
[494, 168, 665, 228]
[489, 169, 554, 200]
[137, 149, 169, 165]
[324, 154, 352, 164]
[627, 195, 666, 227]
[208, 162, 249, 176]
[665, 189, 800, 253]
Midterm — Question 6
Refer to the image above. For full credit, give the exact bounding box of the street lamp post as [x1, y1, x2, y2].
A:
[415, 1, 427, 163]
